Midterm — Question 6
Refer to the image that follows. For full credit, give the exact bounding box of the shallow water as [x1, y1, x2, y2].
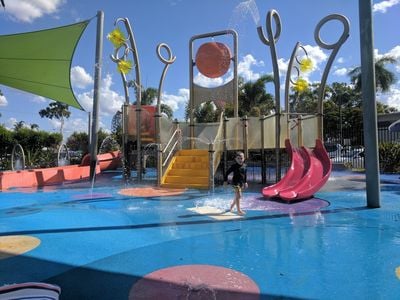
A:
[1, 171, 400, 299]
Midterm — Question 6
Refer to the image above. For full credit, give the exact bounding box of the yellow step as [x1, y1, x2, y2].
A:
[164, 175, 208, 184]
[173, 162, 208, 169]
[175, 156, 208, 163]
[161, 182, 209, 189]
[161, 149, 210, 189]
[168, 168, 208, 176]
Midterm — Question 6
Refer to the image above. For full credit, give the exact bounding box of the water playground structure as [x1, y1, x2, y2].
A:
[0, 5, 392, 300]
[107, 10, 349, 201]
[0, 9, 350, 202]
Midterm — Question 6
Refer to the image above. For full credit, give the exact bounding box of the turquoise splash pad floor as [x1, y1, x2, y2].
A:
[0, 171, 399, 299]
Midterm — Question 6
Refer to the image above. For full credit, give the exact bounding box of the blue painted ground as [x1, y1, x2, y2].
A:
[0, 170, 399, 299]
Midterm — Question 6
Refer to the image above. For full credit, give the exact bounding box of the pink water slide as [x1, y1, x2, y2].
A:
[262, 139, 332, 202]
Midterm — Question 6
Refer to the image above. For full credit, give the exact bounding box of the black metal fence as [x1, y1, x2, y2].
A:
[217, 126, 400, 185]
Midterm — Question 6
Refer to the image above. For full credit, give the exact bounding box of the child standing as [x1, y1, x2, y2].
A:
[224, 151, 248, 215]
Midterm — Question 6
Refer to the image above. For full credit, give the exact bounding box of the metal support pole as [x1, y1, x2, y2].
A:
[209, 143, 215, 193]
[157, 143, 162, 186]
[260, 115, 266, 184]
[122, 103, 131, 180]
[89, 10, 103, 182]
[242, 115, 249, 159]
[297, 115, 303, 147]
[223, 116, 228, 179]
[359, 0, 380, 208]
[136, 106, 142, 182]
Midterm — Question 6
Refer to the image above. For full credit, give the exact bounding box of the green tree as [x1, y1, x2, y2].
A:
[348, 55, 397, 93]
[160, 103, 173, 119]
[185, 75, 275, 122]
[39, 101, 71, 138]
[140, 87, 158, 105]
[238, 75, 274, 117]
[13, 121, 25, 131]
[66, 131, 89, 154]
[12, 128, 62, 168]
[30, 123, 39, 130]
[193, 101, 220, 123]
[0, 124, 14, 170]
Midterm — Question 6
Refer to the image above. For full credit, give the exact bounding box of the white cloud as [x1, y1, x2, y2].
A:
[373, 0, 400, 13]
[337, 57, 345, 64]
[380, 87, 400, 110]
[31, 95, 47, 103]
[277, 58, 288, 78]
[0, 94, 8, 106]
[194, 73, 225, 88]
[62, 117, 94, 140]
[5, 117, 17, 130]
[3, 0, 65, 23]
[71, 66, 94, 89]
[77, 73, 125, 115]
[238, 54, 264, 81]
[161, 88, 189, 112]
[302, 45, 328, 69]
[374, 45, 400, 72]
[333, 68, 348, 76]
[278, 45, 328, 81]
[194, 54, 264, 87]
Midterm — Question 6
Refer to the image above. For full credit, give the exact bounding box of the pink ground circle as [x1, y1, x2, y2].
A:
[129, 264, 260, 300]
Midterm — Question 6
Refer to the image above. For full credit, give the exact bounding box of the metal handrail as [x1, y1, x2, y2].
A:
[162, 128, 181, 168]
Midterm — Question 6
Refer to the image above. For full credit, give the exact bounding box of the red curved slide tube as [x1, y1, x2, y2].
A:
[279, 139, 332, 201]
[262, 139, 309, 198]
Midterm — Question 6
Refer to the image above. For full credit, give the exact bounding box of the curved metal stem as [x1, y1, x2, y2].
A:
[257, 9, 282, 181]
[314, 14, 350, 139]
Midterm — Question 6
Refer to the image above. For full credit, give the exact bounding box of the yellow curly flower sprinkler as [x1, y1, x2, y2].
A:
[299, 58, 313, 73]
[117, 60, 133, 74]
[107, 28, 126, 48]
[293, 77, 309, 93]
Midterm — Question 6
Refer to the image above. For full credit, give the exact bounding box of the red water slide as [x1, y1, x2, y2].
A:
[262, 139, 309, 198]
[262, 139, 332, 202]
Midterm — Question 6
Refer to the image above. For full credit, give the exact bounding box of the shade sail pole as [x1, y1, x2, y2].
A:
[359, 0, 380, 208]
[90, 10, 104, 182]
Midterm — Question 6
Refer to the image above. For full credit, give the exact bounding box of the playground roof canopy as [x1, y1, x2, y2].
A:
[0, 20, 90, 110]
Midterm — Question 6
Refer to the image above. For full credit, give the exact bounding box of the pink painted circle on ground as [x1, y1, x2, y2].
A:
[129, 264, 260, 300]
[195, 42, 231, 78]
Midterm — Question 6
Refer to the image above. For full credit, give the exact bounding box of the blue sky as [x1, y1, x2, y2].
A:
[0, 0, 399, 140]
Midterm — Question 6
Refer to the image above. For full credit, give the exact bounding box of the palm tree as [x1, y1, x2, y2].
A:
[348, 55, 397, 93]
[13, 121, 25, 131]
[140, 87, 158, 105]
[30, 124, 39, 131]
[39, 101, 71, 138]
[238, 74, 274, 117]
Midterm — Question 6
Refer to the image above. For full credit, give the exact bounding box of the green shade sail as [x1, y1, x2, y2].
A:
[0, 20, 90, 110]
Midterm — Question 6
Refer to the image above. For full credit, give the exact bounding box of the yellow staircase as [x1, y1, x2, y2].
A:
[161, 149, 209, 189]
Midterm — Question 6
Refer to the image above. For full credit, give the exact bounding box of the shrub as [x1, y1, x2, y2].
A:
[379, 142, 400, 173]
